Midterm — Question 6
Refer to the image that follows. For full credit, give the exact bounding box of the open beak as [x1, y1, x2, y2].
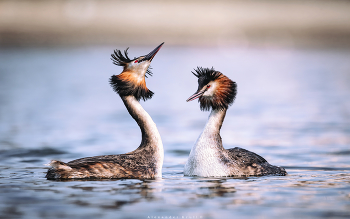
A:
[186, 90, 206, 102]
[141, 42, 164, 62]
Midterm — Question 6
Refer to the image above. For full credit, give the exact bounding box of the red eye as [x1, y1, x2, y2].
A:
[207, 85, 211, 88]
[134, 60, 138, 63]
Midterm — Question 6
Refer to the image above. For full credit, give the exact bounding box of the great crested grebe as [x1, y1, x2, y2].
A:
[46, 43, 164, 180]
[184, 67, 286, 177]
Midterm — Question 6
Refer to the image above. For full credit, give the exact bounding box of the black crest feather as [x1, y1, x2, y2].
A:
[111, 48, 132, 66]
[192, 67, 237, 111]
[192, 66, 222, 80]
[109, 75, 154, 101]
[111, 48, 153, 77]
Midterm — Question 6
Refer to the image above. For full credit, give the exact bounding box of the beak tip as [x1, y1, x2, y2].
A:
[186, 90, 205, 103]
[144, 42, 164, 62]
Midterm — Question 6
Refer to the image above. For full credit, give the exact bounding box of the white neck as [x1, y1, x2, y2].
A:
[203, 109, 226, 138]
[121, 95, 164, 177]
[184, 108, 230, 177]
[194, 109, 226, 151]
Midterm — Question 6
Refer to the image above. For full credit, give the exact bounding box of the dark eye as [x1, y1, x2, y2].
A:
[134, 60, 138, 63]
[207, 85, 211, 88]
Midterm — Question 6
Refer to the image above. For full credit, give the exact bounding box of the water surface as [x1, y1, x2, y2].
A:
[0, 46, 350, 219]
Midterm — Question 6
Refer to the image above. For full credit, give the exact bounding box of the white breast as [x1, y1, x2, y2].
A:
[184, 133, 231, 177]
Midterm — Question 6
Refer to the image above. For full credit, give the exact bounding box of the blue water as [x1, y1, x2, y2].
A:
[0, 46, 350, 219]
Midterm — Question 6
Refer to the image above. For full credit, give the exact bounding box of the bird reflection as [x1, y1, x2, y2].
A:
[68, 180, 158, 210]
[196, 179, 237, 198]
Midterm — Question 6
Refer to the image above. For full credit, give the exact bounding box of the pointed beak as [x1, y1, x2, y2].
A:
[141, 42, 164, 62]
[186, 90, 206, 102]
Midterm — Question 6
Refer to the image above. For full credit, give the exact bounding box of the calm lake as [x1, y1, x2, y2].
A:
[0, 45, 350, 219]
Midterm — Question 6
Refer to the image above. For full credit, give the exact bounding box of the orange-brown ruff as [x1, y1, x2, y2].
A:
[184, 67, 287, 177]
[46, 43, 164, 180]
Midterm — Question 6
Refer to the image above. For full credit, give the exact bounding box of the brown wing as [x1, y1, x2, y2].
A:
[227, 147, 267, 165]
[67, 154, 124, 165]
[226, 147, 287, 176]
[46, 153, 156, 179]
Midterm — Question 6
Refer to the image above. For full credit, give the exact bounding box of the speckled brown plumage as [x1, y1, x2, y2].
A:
[46, 146, 159, 179]
[221, 147, 286, 176]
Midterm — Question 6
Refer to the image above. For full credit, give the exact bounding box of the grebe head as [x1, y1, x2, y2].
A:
[187, 67, 237, 111]
[110, 42, 164, 101]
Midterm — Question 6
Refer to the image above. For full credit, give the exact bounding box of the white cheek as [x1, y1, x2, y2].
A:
[139, 62, 151, 73]
[136, 62, 150, 74]
[128, 62, 151, 79]
[203, 82, 217, 97]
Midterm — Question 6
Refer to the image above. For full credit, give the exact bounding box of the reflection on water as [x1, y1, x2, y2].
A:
[0, 46, 350, 218]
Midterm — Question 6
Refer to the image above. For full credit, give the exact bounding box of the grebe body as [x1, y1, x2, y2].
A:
[184, 67, 286, 177]
[46, 43, 164, 180]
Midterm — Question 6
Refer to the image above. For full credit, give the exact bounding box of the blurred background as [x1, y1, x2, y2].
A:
[1, 1, 350, 219]
[1, 0, 350, 48]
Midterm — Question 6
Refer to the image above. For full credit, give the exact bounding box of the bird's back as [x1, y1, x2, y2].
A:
[46, 148, 160, 180]
[226, 147, 287, 176]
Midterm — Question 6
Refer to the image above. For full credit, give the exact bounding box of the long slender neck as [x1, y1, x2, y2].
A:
[121, 96, 162, 149]
[204, 109, 227, 134]
[195, 108, 227, 150]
